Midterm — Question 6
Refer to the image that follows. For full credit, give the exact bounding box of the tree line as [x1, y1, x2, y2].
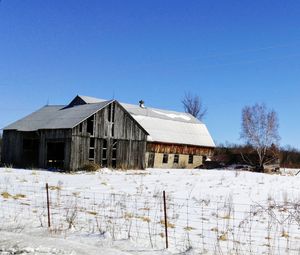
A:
[182, 93, 299, 172]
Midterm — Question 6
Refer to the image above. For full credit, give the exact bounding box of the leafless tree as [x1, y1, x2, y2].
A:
[182, 93, 207, 120]
[241, 103, 280, 171]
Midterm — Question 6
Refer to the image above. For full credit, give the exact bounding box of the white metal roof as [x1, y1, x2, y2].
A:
[121, 103, 200, 124]
[132, 115, 215, 147]
[120, 102, 215, 147]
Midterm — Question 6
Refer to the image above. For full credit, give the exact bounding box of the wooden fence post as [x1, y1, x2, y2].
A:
[46, 183, 51, 228]
[163, 190, 169, 249]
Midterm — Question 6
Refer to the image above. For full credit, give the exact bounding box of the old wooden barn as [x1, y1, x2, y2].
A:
[2, 95, 215, 170]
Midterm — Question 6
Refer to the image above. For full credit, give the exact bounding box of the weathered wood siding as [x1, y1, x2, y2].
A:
[116, 140, 146, 169]
[71, 102, 147, 170]
[2, 130, 23, 166]
[147, 142, 214, 156]
[38, 129, 72, 169]
[2, 129, 72, 169]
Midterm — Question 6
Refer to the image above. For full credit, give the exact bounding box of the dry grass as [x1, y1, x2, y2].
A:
[49, 186, 61, 191]
[87, 211, 97, 216]
[218, 233, 228, 241]
[81, 163, 101, 172]
[184, 226, 196, 231]
[138, 216, 151, 223]
[159, 219, 175, 228]
[13, 194, 26, 199]
[1, 192, 12, 199]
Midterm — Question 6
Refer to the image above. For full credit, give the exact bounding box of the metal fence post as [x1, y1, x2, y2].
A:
[163, 190, 169, 249]
[46, 183, 51, 228]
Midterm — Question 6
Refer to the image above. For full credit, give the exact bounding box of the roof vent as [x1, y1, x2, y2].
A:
[139, 100, 145, 108]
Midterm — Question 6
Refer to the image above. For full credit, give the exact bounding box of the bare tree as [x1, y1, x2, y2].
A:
[182, 93, 207, 120]
[241, 103, 280, 172]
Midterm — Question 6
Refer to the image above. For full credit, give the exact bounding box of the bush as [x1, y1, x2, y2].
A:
[81, 162, 101, 172]
[213, 143, 300, 170]
[280, 146, 300, 168]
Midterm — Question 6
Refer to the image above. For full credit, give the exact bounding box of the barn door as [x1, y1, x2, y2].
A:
[22, 139, 39, 168]
[148, 153, 155, 168]
[46, 141, 65, 169]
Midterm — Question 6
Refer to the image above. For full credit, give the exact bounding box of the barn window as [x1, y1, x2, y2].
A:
[112, 139, 117, 168]
[87, 115, 95, 135]
[79, 123, 83, 133]
[173, 154, 179, 164]
[108, 103, 115, 137]
[101, 139, 107, 167]
[108, 103, 115, 122]
[112, 103, 115, 122]
[89, 137, 95, 161]
[188, 154, 193, 164]
[90, 137, 95, 148]
[108, 104, 112, 121]
[89, 149, 94, 160]
[111, 123, 115, 137]
[162, 154, 168, 164]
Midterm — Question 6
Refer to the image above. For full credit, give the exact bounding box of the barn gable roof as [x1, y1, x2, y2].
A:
[4, 101, 112, 131]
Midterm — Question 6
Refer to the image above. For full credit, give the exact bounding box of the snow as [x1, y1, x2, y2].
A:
[1, 167, 300, 254]
[150, 110, 191, 121]
[0, 231, 134, 255]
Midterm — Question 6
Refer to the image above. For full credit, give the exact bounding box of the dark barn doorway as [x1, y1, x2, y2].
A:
[47, 142, 65, 169]
[22, 139, 39, 167]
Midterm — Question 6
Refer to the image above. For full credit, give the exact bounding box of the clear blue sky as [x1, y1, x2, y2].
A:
[1, 1, 300, 148]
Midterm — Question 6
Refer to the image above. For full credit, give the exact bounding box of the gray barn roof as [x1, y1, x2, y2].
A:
[4, 101, 112, 131]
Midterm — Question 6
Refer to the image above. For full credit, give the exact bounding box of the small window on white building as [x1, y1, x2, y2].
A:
[188, 154, 193, 164]
[174, 154, 179, 164]
[162, 154, 168, 164]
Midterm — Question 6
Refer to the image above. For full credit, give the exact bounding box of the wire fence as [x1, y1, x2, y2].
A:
[1, 182, 300, 254]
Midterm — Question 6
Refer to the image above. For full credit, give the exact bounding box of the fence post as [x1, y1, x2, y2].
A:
[163, 190, 169, 249]
[46, 183, 51, 228]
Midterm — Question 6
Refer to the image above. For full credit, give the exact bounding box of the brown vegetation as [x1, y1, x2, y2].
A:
[212, 144, 300, 170]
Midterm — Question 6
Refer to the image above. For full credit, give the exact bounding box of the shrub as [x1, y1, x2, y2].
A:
[81, 162, 101, 172]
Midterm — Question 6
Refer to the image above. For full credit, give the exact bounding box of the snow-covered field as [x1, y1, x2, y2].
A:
[1, 167, 300, 254]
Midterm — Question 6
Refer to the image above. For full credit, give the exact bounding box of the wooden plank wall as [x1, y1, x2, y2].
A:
[2, 130, 72, 169]
[38, 129, 72, 169]
[71, 102, 147, 170]
[116, 140, 147, 169]
[2, 130, 23, 166]
[147, 142, 214, 156]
